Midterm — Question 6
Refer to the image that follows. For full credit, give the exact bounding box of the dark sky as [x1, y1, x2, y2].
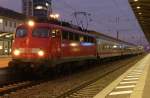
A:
[0, 0, 148, 45]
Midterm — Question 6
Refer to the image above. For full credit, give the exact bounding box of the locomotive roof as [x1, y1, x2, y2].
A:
[19, 20, 136, 46]
[27, 18, 137, 46]
[19, 22, 96, 37]
[49, 23, 95, 37]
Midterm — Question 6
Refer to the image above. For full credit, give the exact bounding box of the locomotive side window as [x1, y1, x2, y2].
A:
[74, 33, 79, 41]
[84, 36, 88, 42]
[88, 36, 94, 43]
[61, 30, 95, 43]
[79, 35, 84, 42]
[69, 32, 74, 40]
[16, 28, 27, 37]
[87, 36, 90, 42]
[32, 28, 49, 38]
[62, 30, 69, 40]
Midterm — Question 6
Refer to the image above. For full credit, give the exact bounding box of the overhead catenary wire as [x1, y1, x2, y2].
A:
[52, 0, 144, 41]
[52, 0, 114, 34]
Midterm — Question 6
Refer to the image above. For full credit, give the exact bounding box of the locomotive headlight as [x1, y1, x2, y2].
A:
[38, 50, 44, 57]
[28, 20, 35, 27]
[13, 49, 20, 56]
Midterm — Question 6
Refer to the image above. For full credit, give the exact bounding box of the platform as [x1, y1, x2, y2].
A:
[94, 54, 150, 98]
[0, 57, 11, 68]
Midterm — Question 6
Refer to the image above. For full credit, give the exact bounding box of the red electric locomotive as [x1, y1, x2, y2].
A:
[9, 20, 144, 73]
[9, 20, 97, 71]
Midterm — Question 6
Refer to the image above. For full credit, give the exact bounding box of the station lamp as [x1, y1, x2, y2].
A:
[113, 45, 117, 48]
[0, 46, 3, 50]
[46, 2, 49, 6]
[35, 6, 43, 10]
[0, 18, 3, 23]
[55, 14, 60, 18]
[49, 13, 60, 20]
[138, 12, 142, 15]
[134, 0, 138, 2]
[136, 6, 141, 9]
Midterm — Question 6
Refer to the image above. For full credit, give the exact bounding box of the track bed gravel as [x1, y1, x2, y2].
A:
[2, 55, 144, 98]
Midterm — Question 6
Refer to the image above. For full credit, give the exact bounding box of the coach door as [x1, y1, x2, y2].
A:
[50, 29, 61, 60]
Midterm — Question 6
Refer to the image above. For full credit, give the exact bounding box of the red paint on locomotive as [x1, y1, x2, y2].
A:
[11, 22, 97, 67]
[9, 20, 143, 71]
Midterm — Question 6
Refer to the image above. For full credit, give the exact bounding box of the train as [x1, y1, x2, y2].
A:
[8, 20, 144, 72]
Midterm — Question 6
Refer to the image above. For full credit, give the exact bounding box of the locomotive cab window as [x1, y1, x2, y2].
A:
[32, 28, 49, 38]
[16, 28, 27, 37]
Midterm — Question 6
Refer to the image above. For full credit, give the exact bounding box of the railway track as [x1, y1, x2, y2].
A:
[56, 55, 142, 98]
[0, 55, 144, 98]
[0, 80, 46, 96]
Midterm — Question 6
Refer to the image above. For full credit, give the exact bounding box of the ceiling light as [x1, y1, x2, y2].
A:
[137, 6, 141, 9]
[138, 13, 142, 15]
[5, 35, 10, 38]
[0, 46, 3, 50]
[0, 19, 3, 23]
[35, 6, 43, 10]
[134, 0, 138, 2]
[46, 2, 49, 6]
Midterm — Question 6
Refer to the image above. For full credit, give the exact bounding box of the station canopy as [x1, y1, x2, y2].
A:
[0, 33, 13, 41]
[0, 6, 26, 41]
[129, 0, 150, 43]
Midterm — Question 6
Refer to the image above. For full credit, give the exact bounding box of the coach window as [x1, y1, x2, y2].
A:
[84, 36, 88, 42]
[88, 37, 91, 42]
[88, 37, 93, 43]
[87, 36, 90, 42]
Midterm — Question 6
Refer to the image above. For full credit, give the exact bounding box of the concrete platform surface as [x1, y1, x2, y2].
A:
[94, 54, 150, 98]
[0, 57, 11, 68]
